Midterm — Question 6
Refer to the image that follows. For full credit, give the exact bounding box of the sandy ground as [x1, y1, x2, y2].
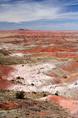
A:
[5, 62, 78, 99]
[7, 62, 55, 91]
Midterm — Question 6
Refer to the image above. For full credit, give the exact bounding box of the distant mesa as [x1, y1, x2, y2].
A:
[18, 28, 31, 31]
[18, 29, 25, 31]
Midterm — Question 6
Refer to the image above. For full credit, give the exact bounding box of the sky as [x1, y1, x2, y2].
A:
[0, 0, 78, 30]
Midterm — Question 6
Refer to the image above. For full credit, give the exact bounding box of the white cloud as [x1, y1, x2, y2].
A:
[0, 1, 60, 22]
[0, 0, 78, 23]
[58, 12, 78, 20]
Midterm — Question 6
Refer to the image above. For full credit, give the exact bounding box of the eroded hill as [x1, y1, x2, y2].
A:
[0, 30, 78, 118]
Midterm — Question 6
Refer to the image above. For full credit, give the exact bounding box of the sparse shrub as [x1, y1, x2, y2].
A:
[31, 83, 34, 86]
[75, 82, 78, 85]
[16, 91, 25, 99]
[16, 76, 21, 80]
[21, 77, 24, 80]
[22, 65, 24, 67]
[16, 76, 24, 80]
[55, 91, 59, 96]
[43, 93, 47, 97]
[32, 92, 36, 94]
[63, 75, 67, 79]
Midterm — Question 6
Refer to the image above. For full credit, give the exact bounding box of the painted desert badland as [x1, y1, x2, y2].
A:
[0, 29, 78, 118]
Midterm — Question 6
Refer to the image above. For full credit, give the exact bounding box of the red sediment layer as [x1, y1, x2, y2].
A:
[47, 95, 78, 113]
[0, 65, 14, 89]
[0, 65, 14, 76]
[17, 47, 76, 54]
[0, 77, 12, 89]
[0, 101, 20, 110]
[62, 61, 78, 72]
[17, 47, 78, 59]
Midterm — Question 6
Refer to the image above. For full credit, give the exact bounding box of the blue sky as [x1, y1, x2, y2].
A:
[0, 0, 78, 30]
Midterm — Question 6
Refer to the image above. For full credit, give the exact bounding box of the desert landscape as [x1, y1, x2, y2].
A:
[0, 29, 78, 118]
